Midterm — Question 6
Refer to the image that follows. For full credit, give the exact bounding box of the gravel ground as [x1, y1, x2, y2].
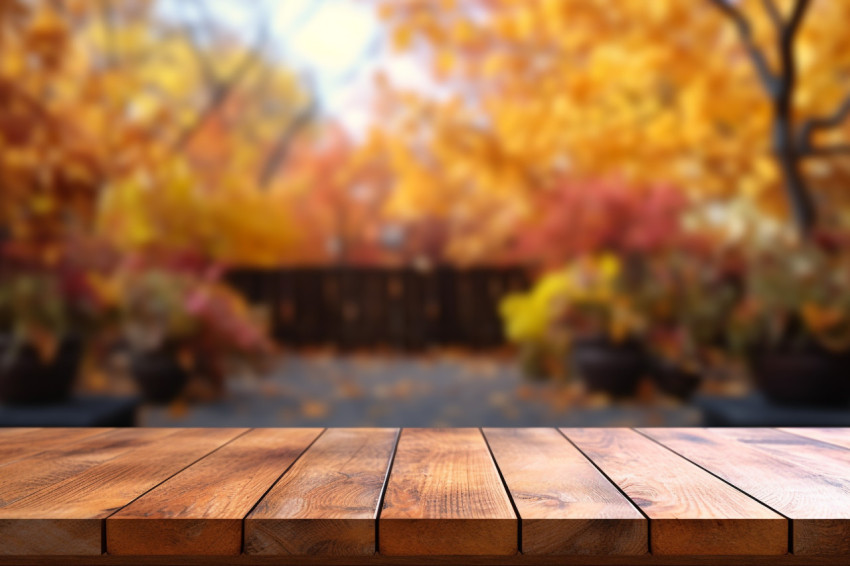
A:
[139, 352, 701, 427]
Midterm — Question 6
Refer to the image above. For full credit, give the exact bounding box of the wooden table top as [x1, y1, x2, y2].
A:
[0, 427, 849, 565]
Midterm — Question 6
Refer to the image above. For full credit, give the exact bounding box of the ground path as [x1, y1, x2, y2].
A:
[140, 352, 701, 427]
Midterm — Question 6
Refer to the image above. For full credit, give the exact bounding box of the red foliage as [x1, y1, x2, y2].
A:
[511, 179, 698, 267]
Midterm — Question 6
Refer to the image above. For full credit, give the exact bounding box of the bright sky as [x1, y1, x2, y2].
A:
[156, 0, 433, 134]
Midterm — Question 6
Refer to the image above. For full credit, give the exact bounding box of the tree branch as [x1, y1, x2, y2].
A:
[806, 144, 850, 156]
[799, 94, 850, 155]
[761, 0, 783, 31]
[775, 0, 810, 107]
[329, 33, 382, 88]
[786, 0, 811, 37]
[708, 0, 778, 96]
[258, 95, 318, 188]
[172, 24, 269, 151]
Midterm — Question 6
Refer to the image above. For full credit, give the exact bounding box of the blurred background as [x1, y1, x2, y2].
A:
[2, 0, 850, 428]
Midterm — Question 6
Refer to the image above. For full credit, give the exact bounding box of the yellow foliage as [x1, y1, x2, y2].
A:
[0, 1, 312, 267]
[376, 0, 850, 243]
[500, 270, 571, 343]
[99, 156, 303, 267]
[500, 254, 629, 344]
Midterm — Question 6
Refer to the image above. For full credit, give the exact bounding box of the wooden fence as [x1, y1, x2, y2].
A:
[226, 267, 530, 350]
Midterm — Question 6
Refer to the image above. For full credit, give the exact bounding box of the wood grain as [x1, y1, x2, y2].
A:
[0, 427, 35, 435]
[5, 427, 850, 561]
[483, 428, 646, 555]
[3, 554, 850, 566]
[0, 428, 173, 509]
[0, 428, 244, 555]
[644, 428, 850, 555]
[0, 428, 108, 468]
[379, 428, 517, 556]
[562, 428, 786, 556]
[245, 428, 397, 556]
[107, 428, 322, 556]
[779, 428, 850, 451]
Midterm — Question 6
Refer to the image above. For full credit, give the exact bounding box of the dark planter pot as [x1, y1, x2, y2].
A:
[572, 337, 647, 397]
[0, 335, 82, 405]
[651, 359, 702, 401]
[130, 347, 189, 404]
[750, 347, 850, 407]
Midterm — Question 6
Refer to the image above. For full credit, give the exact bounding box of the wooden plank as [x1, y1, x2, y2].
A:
[108, 428, 323, 556]
[3, 556, 850, 566]
[379, 428, 517, 556]
[779, 428, 850, 451]
[483, 428, 646, 555]
[0, 428, 108, 467]
[0, 428, 245, 556]
[0, 427, 40, 463]
[562, 428, 786, 555]
[644, 428, 850, 555]
[245, 428, 398, 556]
[2, 556, 850, 566]
[0, 428, 174, 508]
[0, 427, 39, 436]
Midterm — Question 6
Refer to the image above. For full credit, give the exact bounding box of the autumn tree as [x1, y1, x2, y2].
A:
[376, 0, 850, 245]
[509, 180, 696, 270]
[1, 0, 321, 268]
[710, 0, 850, 235]
[0, 1, 104, 259]
[364, 85, 537, 264]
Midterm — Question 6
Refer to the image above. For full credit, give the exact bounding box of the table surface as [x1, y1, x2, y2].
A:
[1, 427, 849, 565]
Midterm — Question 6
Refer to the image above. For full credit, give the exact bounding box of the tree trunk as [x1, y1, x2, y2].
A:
[774, 140, 816, 237]
[710, 0, 816, 238]
[774, 103, 817, 237]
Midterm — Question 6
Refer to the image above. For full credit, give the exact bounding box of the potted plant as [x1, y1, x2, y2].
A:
[181, 269, 276, 397]
[117, 263, 274, 403]
[728, 236, 850, 406]
[500, 269, 571, 381]
[502, 254, 649, 396]
[503, 180, 710, 395]
[118, 269, 193, 403]
[0, 269, 102, 404]
[557, 254, 649, 397]
[642, 250, 741, 400]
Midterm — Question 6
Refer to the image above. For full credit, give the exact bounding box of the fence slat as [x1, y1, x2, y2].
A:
[228, 267, 529, 350]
